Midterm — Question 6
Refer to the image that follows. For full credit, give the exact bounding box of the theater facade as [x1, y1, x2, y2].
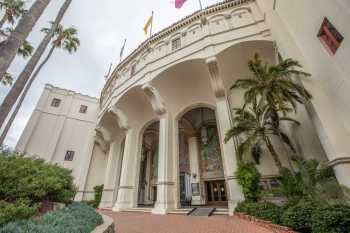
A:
[16, 0, 350, 215]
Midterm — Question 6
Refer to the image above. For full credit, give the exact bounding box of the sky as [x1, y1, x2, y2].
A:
[0, 0, 222, 147]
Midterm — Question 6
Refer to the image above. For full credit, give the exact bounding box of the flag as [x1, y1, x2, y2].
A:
[175, 0, 187, 9]
[119, 39, 127, 60]
[143, 12, 153, 35]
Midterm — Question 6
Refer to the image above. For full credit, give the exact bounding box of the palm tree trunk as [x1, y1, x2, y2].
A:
[0, 15, 7, 29]
[0, 0, 51, 79]
[0, 0, 72, 130]
[264, 136, 283, 171]
[0, 46, 56, 145]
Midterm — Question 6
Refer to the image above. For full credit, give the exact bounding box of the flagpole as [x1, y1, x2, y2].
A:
[119, 38, 127, 62]
[198, 0, 203, 10]
[150, 11, 154, 38]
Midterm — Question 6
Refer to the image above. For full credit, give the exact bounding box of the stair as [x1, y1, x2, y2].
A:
[188, 207, 216, 217]
[168, 208, 193, 215]
[213, 208, 229, 215]
[124, 207, 152, 213]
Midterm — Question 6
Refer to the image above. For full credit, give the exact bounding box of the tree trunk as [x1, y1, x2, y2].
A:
[0, 0, 51, 79]
[0, 15, 7, 29]
[0, 0, 72, 130]
[0, 46, 56, 145]
[264, 136, 283, 172]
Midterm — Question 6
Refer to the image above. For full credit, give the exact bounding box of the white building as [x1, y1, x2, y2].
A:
[16, 0, 350, 215]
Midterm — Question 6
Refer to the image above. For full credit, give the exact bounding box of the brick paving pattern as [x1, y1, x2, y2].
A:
[99, 210, 273, 233]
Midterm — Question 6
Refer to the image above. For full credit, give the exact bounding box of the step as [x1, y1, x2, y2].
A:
[124, 208, 152, 213]
[188, 207, 216, 217]
[168, 208, 193, 215]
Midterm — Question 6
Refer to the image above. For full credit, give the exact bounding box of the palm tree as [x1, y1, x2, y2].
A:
[231, 53, 312, 115]
[0, 24, 79, 145]
[0, 0, 26, 29]
[0, 0, 71, 129]
[225, 103, 299, 171]
[0, 0, 51, 80]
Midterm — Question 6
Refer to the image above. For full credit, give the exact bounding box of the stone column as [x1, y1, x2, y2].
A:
[303, 82, 350, 188]
[113, 128, 139, 211]
[152, 113, 176, 214]
[74, 129, 97, 201]
[144, 151, 153, 204]
[99, 139, 122, 208]
[206, 56, 244, 215]
[141, 83, 176, 214]
[188, 136, 205, 205]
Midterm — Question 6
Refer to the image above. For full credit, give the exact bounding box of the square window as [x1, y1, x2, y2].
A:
[64, 151, 75, 161]
[51, 98, 61, 107]
[317, 17, 343, 55]
[172, 38, 181, 51]
[130, 64, 136, 76]
[79, 105, 88, 113]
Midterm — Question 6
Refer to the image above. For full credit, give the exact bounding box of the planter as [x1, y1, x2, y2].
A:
[92, 214, 115, 233]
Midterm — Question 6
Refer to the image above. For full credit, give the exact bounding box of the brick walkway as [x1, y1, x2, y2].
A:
[99, 210, 273, 233]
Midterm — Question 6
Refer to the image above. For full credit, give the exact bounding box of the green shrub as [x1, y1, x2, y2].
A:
[93, 185, 104, 208]
[236, 162, 261, 202]
[0, 155, 77, 225]
[0, 199, 37, 226]
[311, 204, 350, 233]
[235, 201, 283, 224]
[282, 199, 317, 233]
[0, 203, 103, 233]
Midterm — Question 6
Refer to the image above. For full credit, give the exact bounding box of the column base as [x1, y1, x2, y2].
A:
[74, 191, 84, 202]
[99, 189, 115, 209]
[191, 196, 206, 206]
[226, 178, 244, 216]
[330, 158, 350, 189]
[151, 202, 176, 215]
[112, 186, 134, 212]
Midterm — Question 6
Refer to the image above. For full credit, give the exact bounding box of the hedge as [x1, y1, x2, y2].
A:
[0, 203, 103, 233]
[235, 201, 283, 224]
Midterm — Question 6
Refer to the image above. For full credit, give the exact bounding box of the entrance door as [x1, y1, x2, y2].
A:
[206, 180, 227, 206]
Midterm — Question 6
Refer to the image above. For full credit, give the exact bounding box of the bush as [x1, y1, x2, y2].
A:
[236, 162, 261, 202]
[0, 203, 103, 233]
[235, 201, 283, 224]
[0, 199, 37, 226]
[311, 204, 350, 233]
[0, 155, 77, 225]
[93, 185, 104, 208]
[282, 199, 317, 233]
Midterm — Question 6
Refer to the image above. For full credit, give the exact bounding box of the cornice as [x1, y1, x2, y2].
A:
[101, 0, 254, 96]
[45, 83, 98, 101]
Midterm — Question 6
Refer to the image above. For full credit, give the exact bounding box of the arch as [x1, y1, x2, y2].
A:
[175, 102, 216, 122]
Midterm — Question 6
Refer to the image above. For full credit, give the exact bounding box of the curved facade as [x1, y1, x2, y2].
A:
[17, 0, 350, 215]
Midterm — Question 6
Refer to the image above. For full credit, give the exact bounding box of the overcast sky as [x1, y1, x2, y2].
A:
[0, 0, 221, 147]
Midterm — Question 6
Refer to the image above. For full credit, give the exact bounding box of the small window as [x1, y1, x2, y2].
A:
[317, 17, 343, 55]
[130, 64, 136, 76]
[79, 105, 88, 114]
[64, 151, 75, 161]
[51, 98, 61, 107]
[172, 38, 181, 51]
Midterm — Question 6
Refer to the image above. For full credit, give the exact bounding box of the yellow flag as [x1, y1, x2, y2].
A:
[143, 13, 153, 35]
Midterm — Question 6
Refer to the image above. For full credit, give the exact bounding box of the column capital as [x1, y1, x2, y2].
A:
[142, 83, 167, 115]
[94, 132, 109, 153]
[109, 106, 130, 130]
[95, 126, 111, 143]
[205, 56, 226, 98]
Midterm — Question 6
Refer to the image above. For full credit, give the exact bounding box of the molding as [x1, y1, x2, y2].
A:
[205, 56, 226, 98]
[119, 186, 134, 189]
[142, 83, 167, 115]
[157, 181, 175, 186]
[109, 106, 130, 130]
[45, 83, 98, 100]
[327, 157, 350, 167]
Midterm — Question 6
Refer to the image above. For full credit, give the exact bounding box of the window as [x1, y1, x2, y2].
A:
[318, 17, 343, 55]
[51, 98, 61, 107]
[172, 38, 181, 51]
[79, 105, 88, 113]
[130, 64, 136, 76]
[64, 151, 75, 161]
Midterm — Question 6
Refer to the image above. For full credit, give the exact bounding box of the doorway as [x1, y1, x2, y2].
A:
[205, 180, 227, 206]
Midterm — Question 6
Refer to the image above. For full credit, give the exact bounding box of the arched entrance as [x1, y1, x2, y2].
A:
[137, 121, 159, 207]
[178, 107, 227, 207]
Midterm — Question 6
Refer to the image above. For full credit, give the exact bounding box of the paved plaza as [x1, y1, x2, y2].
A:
[100, 210, 273, 233]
